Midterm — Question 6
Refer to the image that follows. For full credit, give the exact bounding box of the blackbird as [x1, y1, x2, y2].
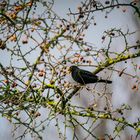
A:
[69, 66, 112, 85]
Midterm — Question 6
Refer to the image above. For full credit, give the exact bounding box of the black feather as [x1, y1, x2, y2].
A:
[70, 66, 112, 84]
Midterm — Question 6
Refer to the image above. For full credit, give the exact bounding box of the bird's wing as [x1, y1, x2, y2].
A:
[79, 69, 97, 77]
[78, 69, 98, 82]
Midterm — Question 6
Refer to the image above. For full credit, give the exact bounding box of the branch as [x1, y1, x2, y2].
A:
[0, 12, 16, 27]
[45, 99, 138, 133]
[44, 84, 65, 109]
[68, 110, 135, 130]
[93, 49, 140, 74]
[65, 48, 140, 107]
[70, 3, 140, 17]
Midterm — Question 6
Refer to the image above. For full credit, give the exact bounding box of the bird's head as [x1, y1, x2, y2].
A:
[69, 65, 79, 73]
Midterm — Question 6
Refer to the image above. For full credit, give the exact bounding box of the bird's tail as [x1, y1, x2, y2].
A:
[98, 79, 112, 84]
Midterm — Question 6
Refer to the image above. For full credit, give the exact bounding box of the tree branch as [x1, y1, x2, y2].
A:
[65, 48, 140, 107]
